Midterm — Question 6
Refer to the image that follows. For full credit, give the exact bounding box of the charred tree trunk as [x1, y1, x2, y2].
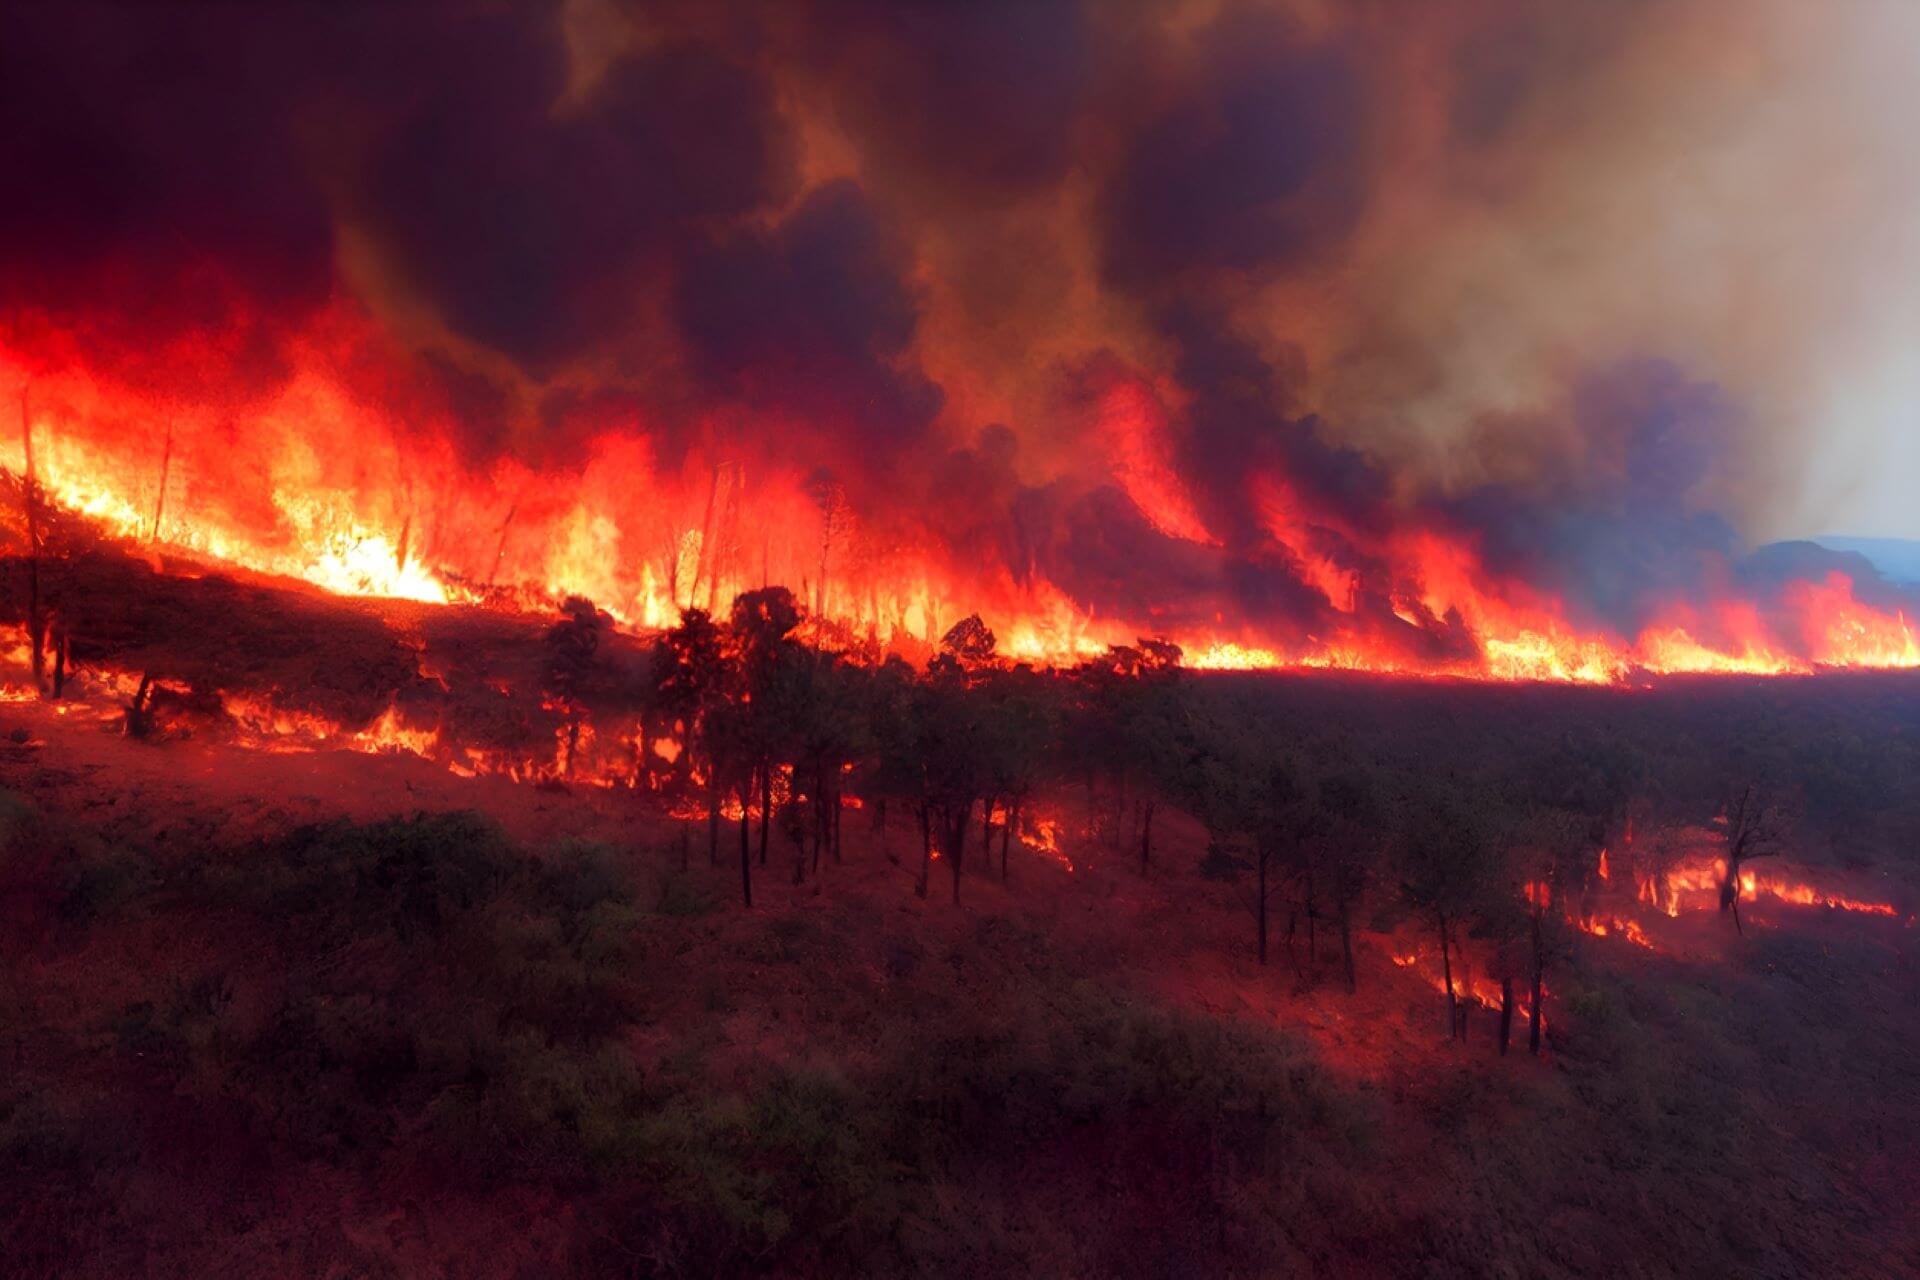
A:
[1439, 915, 1459, 1041]
[150, 420, 173, 541]
[916, 804, 932, 899]
[981, 797, 994, 864]
[1720, 858, 1745, 936]
[1528, 907, 1545, 1057]
[125, 673, 155, 739]
[1498, 976, 1514, 1056]
[947, 801, 970, 906]
[707, 773, 721, 867]
[488, 503, 517, 589]
[1140, 799, 1155, 874]
[809, 801, 820, 877]
[20, 391, 44, 690]
[395, 509, 413, 576]
[758, 761, 771, 867]
[1001, 799, 1014, 882]
[810, 764, 826, 876]
[679, 824, 690, 873]
[693, 463, 721, 611]
[739, 796, 752, 908]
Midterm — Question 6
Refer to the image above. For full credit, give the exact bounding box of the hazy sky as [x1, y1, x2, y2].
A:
[1314, 0, 1920, 545]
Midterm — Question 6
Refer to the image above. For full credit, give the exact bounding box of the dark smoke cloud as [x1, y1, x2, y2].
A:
[1102, 10, 1368, 291]
[0, 0, 1906, 641]
[0, 5, 338, 396]
[1158, 306, 1391, 545]
[367, 17, 792, 373]
[675, 179, 942, 468]
[790, 0, 1091, 202]
[1444, 360, 1747, 630]
[1044, 486, 1231, 631]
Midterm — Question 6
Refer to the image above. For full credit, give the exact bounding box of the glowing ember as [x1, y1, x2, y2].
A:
[1022, 817, 1073, 872]
[1634, 855, 1905, 922]
[1578, 916, 1656, 949]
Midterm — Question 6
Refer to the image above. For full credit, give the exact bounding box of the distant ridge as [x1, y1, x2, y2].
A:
[1809, 537, 1920, 585]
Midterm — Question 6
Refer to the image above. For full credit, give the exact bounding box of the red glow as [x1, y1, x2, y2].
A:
[5, 319, 1919, 681]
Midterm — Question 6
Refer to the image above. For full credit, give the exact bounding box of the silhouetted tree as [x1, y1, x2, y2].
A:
[652, 608, 734, 867]
[1719, 779, 1791, 935]
[913, 655, 993, 904]
[1316, 768, 1383, 993]
[978, 664, 1057, 881]
[543, 596, 608, 777]
[731, 586, 804, 866]
[861, 656, 921, 874]
[939, 614, 997, 669]
[1399, 789, 1501, 1040]
[1507, 807, 1586, 1056]
[1163, 709, 1270, 960]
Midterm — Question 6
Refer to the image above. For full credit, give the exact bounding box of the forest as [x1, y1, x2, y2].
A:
[7, 583, 1917, 1277]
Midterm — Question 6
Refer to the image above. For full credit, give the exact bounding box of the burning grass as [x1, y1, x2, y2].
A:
[5, 411, 1920, 685]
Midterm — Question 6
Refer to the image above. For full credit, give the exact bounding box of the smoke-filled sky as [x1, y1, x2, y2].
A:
[4, 0, 1919, 649]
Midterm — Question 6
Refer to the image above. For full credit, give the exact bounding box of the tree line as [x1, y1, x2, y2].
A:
[540, 588, 1841, 1056]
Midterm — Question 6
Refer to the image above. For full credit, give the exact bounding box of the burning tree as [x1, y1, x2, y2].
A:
[1502, 808, 1588, 1056]
[1069, 638, 1188, 872]
[1719, 780, 1792, 934]
[729, 586, 804, 870]
[543, 596, 609, 777]
[650, 607, 735, 870]
[1398, 788, 1502, 1040]
[766, 644, 869, 880]
[976, 663, 1057, 882]
[910, 652, 994, 904]
[860, 655, 921, 867]
[938, 614, 997, 669]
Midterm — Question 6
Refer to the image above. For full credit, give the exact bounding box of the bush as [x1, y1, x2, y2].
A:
[654, 869, 720, 918]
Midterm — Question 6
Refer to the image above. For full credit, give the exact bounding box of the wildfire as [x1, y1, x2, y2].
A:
[1742, 872, 1901, 918]
[1390, 943, 1544, 1036]
[1577, 916, 1656, 949]
[1633, 856, 1904, 922]
[1021, 816, 1073, 872]
[5, 330, 1920, 683]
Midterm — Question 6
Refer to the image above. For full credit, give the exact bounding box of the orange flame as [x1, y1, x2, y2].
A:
[6, 332, 1920, 681]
